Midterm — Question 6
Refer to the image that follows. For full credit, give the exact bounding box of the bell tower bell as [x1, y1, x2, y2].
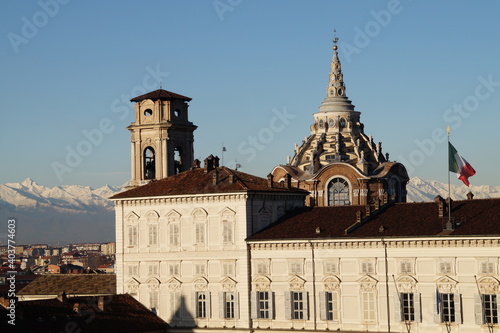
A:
[127, 88, 197, 187]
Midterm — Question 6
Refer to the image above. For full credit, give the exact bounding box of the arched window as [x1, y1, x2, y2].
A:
[327, 178, 351, 206]
[144, 147, 155, 180]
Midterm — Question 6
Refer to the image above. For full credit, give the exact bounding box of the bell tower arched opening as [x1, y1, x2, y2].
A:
[144, 147, 155, 180]
[174, 146, 183, 174]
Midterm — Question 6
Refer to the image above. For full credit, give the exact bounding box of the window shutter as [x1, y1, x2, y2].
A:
[393, 293, 402, 322]
[206, 292, 212, 318]
[269, 292, 275, 319]
[250, 291, 258, 319]
[284, 291, 292, 320]
[219, 292, 225, 319]
[319, 291, 327, 321]
[432, 291, 441, 323]
[303, 291, 309, 320]
[454, 293, 462, 324]
[234, 292, 240, 319]
[192, 292, 197, 317]
[414, 293, 421, 323]
[474, 294, 484, 325]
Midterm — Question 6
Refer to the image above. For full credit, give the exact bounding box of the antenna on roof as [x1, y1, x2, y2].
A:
[160, 81, 162, 89]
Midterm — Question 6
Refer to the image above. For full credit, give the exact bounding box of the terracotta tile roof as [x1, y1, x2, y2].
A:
[247, 198, 500, 241]
[0, 294, 168, 333]
[112, 167, 309, 199]
[130, 88, 191, 102]
[18, 274, 115, 296]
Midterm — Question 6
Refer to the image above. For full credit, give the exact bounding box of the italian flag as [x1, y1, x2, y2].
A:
[449, 142, 476, 186]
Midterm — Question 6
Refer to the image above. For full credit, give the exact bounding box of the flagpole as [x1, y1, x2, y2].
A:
[446, 127, 451, 223]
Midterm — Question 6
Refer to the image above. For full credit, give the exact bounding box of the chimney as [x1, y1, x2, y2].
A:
[356, 210, 362, 224]
[228, 174, 234, 184]
[204, 155, 215, 173]
[267, 173, 274, 188]
[212, 169, 218, 185]
[434, 195, 445, 218]
[285, 174, 292, 188]
[98, 296, 105, 311]
[467, 191, 474, 200]
[57, 291, 67, 303]
[383, 192, 389, 205]
[365, 205, 371, 218]
[214, 156, 220, 168]
[193, 159, 201, 169]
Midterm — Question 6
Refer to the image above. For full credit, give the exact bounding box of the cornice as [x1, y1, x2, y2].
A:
[249, 238, 500, 251]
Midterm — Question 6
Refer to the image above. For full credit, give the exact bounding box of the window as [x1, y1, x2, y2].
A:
[256, 262, 269, 275]
[170, 291, 181, 319]
[148, 224, 158, 246]
[195, 292, 209, 318]
[195, 263, 206, 276]
[195, 222, 205, 245]
[361, 261, 374, 274]
[327, 178, 350, 206]
[222, 262, 234, 276]
[324, 261, 337, 275]
[220, 292, 238, 319]
[168, 263, 180, 276]
[439, 261, 453, 274]
[128, 264, 138, 276]
[436, 293, 461, 323]
[480, 262, 496, 274]
[441, 293, 455, 322]
[400, 261, 413, 274]
[289, 261, 303, 275]
[320, 291, 339, 321]
[362, 291, 376, 322]
[128, 226, 138, 246]
[292, 292, 305, 319]
[149, 290, 159, 313]
[169, 223, 180, 246]
[222, 221, 233, 244]
[258, 292, 271, 319]
[476, 294, 499, 325]
[395, 293, 422, 322]
[148, 264, 158, 276]
[193, 209, 207, 245]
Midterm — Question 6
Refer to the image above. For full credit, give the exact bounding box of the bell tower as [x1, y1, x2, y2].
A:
[127, 88, 197, 187]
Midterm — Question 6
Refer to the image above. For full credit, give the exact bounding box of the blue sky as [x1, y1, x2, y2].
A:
[1, 0, 499, 188]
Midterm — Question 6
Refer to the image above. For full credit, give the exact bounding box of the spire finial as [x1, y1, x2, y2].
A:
[333, 29, 338, 50]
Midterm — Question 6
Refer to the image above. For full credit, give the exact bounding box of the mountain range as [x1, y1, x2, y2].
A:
[1, 177, 499, 245]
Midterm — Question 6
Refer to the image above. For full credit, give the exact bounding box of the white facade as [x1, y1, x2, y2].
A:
[248, 237, 500, 333]
[113, 190, 305, 329]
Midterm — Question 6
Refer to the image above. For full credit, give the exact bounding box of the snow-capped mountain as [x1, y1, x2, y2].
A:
[1, 178, 499, 245]
[407, 177, 500, 202]
[0, 179, 122, 245]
